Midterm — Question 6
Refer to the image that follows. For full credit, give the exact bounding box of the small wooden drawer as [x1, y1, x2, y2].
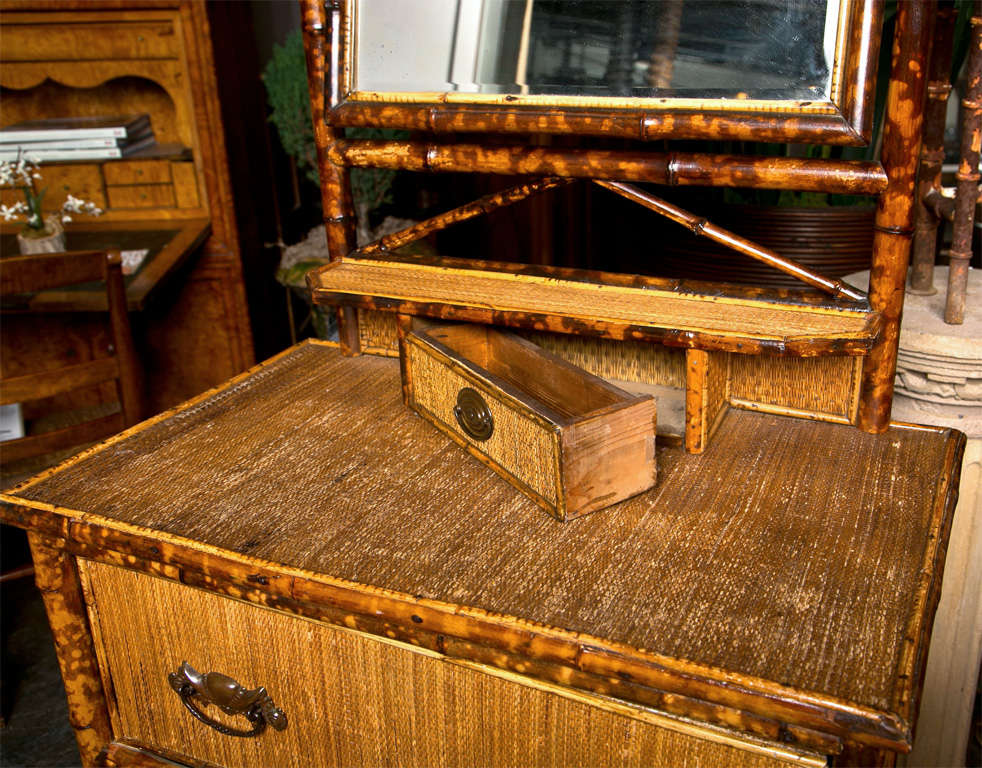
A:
[107, 184, 176, 209]
[103, 160, 172, 186]
[1, 21, 179, 62]
[402, 324, 656, 520]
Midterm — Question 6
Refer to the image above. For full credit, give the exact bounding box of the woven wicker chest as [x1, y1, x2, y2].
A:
[0, 341, 963, 768]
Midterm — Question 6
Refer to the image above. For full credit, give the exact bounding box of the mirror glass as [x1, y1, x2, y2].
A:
[354, 0, 841, 101]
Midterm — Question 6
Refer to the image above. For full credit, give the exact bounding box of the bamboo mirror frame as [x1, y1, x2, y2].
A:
[303, 0, 935, 436]
[327, 0, 882, 145]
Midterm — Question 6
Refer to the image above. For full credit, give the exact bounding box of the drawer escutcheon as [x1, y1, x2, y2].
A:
[453, 386, 494, 441]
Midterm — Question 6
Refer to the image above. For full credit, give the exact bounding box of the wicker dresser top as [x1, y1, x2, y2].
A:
[5, 341, 961, 748]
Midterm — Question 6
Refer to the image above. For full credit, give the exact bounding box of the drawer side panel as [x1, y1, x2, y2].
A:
[84, 561, 811, 768]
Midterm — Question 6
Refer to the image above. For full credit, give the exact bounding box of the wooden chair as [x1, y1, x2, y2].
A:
[0, 250, 143, 469]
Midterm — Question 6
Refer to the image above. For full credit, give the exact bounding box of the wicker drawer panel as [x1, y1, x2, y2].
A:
[404, 324, 656, 519]
[81, 560, 817, 768]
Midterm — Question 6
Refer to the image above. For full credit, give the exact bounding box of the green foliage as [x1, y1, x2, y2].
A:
[262, 30, 318, 183]
[261, 30, 407, 217]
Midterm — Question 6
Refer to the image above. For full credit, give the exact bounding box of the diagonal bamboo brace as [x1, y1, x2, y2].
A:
[595, 180, 867, 302]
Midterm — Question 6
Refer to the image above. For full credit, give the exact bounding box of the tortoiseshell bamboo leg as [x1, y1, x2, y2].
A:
[944, 3, 982, 324]
[909, 3, 958, 294]
[303, 0, 360, 353]
[27, 533, 112, 766]
[859, 0, 936, 433]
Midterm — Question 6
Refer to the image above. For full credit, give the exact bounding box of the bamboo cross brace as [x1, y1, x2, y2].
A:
[352, 177, 573, 257]
[594, 181, 867, 302]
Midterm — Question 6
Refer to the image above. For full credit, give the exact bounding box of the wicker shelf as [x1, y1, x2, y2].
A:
[309, 258, 881, 356]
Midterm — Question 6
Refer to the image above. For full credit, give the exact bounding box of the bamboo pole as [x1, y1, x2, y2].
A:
[944, 2, 982, 324]
[328, 140, 888, 195]
[303, 0, 360, 354]
[595, 181, 866, 301]
[355, 178, 572, 257]
[859, 0, 936, 433]
[909, 4, 958, 294]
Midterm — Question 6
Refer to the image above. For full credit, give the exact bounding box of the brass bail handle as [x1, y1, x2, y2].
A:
[168, 661, 288, 738]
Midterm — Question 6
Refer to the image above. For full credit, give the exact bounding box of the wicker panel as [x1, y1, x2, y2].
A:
[311, 260, 876, 340]
[21, 346, 953, 714]
[521, 331, 686, 388]
[729, 356, 861, 419]
[356, 308, 399, 356]
[83, 561, 813, 768]
[407, 339, 559, 506]
[707, 351, 730, 430]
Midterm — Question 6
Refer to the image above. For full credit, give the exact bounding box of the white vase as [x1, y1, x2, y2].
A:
[16, 215, 66, 255]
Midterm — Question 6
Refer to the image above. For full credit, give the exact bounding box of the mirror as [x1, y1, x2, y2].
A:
[354, 0, 841, 102]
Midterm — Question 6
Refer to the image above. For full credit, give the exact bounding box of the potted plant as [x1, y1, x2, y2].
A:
[0, 152, 102, 254]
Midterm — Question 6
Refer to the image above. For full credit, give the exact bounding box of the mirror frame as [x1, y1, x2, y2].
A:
[325, 0, 883, 146]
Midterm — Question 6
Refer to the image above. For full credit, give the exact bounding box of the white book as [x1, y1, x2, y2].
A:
[0, 136, 156, 162]
[0, 114, 150, 143]
[0, 136, 124, 150]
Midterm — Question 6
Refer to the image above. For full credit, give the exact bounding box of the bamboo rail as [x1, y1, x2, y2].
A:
[945, 3, 982, 324]
[909, 4, 958, 294]
[356, 178, 573, 257]
[328, 141, 889, 195]
[859, 0, 936, 433]
[594, 181, 866, 302]
[303, 0, 360, 353]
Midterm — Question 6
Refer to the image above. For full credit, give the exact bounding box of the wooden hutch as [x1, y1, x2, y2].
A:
[0, 0, 254, 412]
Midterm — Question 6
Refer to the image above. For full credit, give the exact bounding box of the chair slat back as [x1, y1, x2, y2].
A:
[0, 250, 114, 296]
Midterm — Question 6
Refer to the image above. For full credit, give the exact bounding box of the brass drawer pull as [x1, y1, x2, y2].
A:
[453, 387, 494, 441]
[168, 661, 287, 737]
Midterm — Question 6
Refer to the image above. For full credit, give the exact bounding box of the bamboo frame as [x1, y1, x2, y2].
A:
[594, 181, 867, 301]
[944, 2, 981, 324]
[304, 0, 937, 431]
[329, 141, 888, 195]
[330, 0, 882, 145]
[909, 4, 958, 293]
[858, 0, 936, 432]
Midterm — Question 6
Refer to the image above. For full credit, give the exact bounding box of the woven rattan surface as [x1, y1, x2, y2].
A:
[14, 344, 954, 717]
[83, 560, 812, 768]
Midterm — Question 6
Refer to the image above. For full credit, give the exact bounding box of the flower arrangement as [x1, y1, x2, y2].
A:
[1, 152, 102, 252]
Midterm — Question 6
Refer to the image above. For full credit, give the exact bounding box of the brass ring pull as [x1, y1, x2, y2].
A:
[453, 387, 494, 441]
[168, 662, 287, 738]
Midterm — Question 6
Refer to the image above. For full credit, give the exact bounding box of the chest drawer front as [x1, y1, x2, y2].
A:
[1, 21, 179, 62]
[81, 560, 818, 768]
[106, 184, 176, 209]
[103, 160, 172, 186]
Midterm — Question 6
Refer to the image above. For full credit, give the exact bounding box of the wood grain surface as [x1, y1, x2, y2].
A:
[3, 344, 963, 755]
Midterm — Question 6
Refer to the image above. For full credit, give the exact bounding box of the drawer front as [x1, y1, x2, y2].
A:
[81, 561, 817, 768]
[406, 339, 561, 509]
[0, 163, 107, 212]
[107, 184, 176, 209]
[1, 21, 179, 61]
[103, 161, 172, 186]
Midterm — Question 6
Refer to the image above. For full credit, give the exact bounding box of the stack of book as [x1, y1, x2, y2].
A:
[0, 115, 156, 162]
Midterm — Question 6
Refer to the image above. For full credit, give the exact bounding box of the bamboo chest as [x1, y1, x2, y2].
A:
[0, 342, 964, 767]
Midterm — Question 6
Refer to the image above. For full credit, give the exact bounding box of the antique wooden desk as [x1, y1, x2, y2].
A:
[0, 341, 964, 767]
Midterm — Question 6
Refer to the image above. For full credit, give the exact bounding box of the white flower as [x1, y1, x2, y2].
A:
[61, 214, 72, 223]
[0, 202, 28, 221]
[27, 212, 40, 226]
